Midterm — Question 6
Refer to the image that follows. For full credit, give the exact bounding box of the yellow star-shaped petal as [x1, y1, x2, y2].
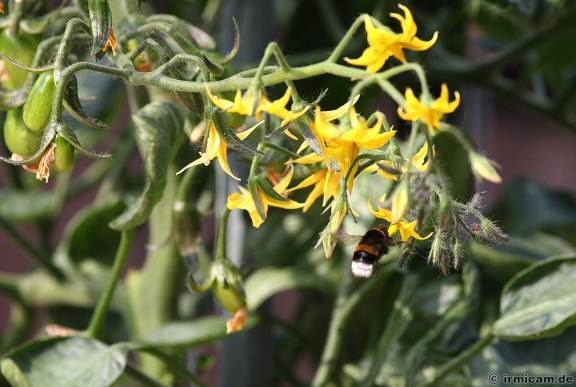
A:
[227, 166, 304, 227]
[177, 121, 262, 180]
[397, 84, 460, 133]
[345, 5, 438, 73]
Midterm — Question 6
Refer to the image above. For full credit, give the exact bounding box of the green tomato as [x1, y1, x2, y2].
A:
[210, 260, 246, 313]
[23, 70, 56, 132]
[3, 107, 42, 157]
[52, 135, 75, 172]
[212, 279, 246, 313]
[0, 29, 39, 89]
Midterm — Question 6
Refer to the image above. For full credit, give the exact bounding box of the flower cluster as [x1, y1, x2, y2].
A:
[180, 3, 504, 276]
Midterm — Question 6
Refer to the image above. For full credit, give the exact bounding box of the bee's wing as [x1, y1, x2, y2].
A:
[334, 229, 363, 246]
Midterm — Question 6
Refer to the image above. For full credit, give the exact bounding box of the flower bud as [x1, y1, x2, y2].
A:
[453, 240, 463, 271]
[481, 219, 508, 243]
[469, 151, 502, 183]
[428, 231, 443, 266]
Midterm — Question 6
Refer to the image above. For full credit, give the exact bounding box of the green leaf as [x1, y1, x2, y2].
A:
[109, 101, 184, 230]
[0, 85, 29, 109]
[469, 325, 576, 385]
[432, 131, 474, 200]
[244, 266, 336, 310]
[1, 337, 127, 387]
[57, 121, 111, 160]
[0, 189, 56, 222]
[492, 254, 576, 340]
[471, 233, 576, 283]
[490, 176, 576, 235]
[141, 315, 258, 347]
[55, 200, 124, 266]
[2, 265, 124, 310]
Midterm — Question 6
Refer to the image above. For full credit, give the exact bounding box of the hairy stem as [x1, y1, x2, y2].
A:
[87, 229, 136, 339]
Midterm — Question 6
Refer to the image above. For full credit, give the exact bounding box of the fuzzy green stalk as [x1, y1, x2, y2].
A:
[310, 254, 354, 386]
[87, 228, 136, 338]
[312, 260, 398, 385]
[361, 274, 420, 386]
[215, 207, 231, 261]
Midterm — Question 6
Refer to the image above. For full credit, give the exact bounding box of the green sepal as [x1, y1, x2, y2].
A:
[204, 18, 240, 66]
[56, 121, 111, 159]
[252, 175, 290, 202]
[0, 84, 30, 109]
[187, 271, 214, 294]
[63, 73, 108, 129]
[206, 105, 263, 157]
[247, 177, 266, 221]
[246, 174, 290, 225]
[202, 54, 225, 77]
[296, 112, 323, 156]
[88, 0, 113, 56]
[146, 14, 215, 51]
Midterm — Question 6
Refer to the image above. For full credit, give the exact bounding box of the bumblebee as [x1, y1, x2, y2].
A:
[337, 225, 401, 278]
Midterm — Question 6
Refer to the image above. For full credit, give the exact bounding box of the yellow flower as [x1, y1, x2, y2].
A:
[313, 106, 396, 191]
[176, 121, 262, 180]
[367, 141, 432, 181]
[368, 195, 431, 241]
[391, 181, 409, 224]
[345, 5, 438, 73]
[206, 86, 307, 122]
[397, 83, 460, 133]
[287, 153, 342, 212]
[390, 4, 438, 62]
[227, 166, 303, 227]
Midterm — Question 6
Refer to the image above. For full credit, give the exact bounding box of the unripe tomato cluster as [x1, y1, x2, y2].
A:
[1, 37, 76, 174]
